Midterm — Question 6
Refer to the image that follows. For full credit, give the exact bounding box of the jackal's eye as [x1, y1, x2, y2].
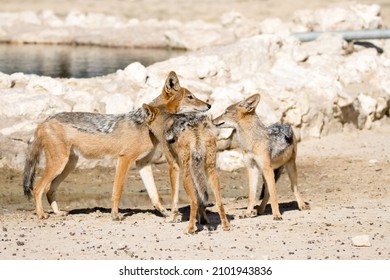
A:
[187, 94, 194, 100]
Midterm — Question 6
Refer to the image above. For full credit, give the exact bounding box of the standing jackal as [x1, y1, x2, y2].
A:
[213, 94, 309, 220]
[23, 71, 210, 220]
[142, 103, 230, 234]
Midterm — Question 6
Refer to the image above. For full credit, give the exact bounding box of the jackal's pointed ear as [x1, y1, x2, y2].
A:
[239, 94, 261, 113]
[142, 104, 158, 123]
[163, 71, 181, 97]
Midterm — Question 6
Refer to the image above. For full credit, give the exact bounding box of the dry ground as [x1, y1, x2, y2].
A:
[0, 122, 389, 260]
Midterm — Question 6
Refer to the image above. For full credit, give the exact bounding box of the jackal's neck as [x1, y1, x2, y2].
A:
[148, 112, 172, 140]
[236, 113, 265, 131]
[235, 114, 267, 150]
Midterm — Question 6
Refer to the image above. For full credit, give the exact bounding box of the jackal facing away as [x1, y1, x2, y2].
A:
[23, 71, 210, 220]
[142, 103, 230, 234]
[213, 94, 310, 220]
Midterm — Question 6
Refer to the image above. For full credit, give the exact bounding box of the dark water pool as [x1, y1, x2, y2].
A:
[0, 43, 184, 78]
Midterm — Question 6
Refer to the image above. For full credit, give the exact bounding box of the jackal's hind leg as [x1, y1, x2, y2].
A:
[182, 163, 198, 234]
[285, 160, 310, 210]
[205, 151, 230, 231]
[34, 148, 70, 219]
[137, 162, 169, 217]
[257, 174, 270, 215]
[136, 149, 169, 217]
[259, 163, 282, 220]
[47, 150, 79, 216]
[165, 164, 182, 223]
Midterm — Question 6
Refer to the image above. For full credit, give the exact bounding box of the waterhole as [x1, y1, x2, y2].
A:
[0, 43, 184, 78]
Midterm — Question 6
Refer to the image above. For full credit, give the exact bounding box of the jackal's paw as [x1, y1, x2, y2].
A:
[222, 222, 231, 231]
[154, 205, 170, 217]
[273, 215, 283, 221]
[165, 212, 182, 223]
[185, 226, 196, 235]
[54, 210, 68, 217]
[111, 213, 123, 221]
[239, 209, 257, 219]
[37, 212, 49, 219]
[299, 203, 310, 210]
[159, 208, 170, 218]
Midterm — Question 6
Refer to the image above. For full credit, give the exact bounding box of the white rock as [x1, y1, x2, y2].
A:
[351, 235, 371, 247]
[259, 17, 291, 37]
[41, 10, 64, 27]
[0, 92, 71, 119]
[26, 76, 65, 95]
[123, 62, 147, 86]
[209, 87, 244, 118]
[299, 33, 347, 56]
[293, 4, 381, 31]
[0, 73, 13, 88]
[0, 121, 36, 136]
[165, 27, 236, 51]
[216, 150, 245, 172]
[102, 93, 134, 114]
[368, 159, 378, 165]
[358, 94, 377, 116]
[64, 90, 100, 112]
[220, 11, 260, 38]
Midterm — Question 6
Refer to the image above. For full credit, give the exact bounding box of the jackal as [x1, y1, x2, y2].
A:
[142, 103, 230, 233]
[213, 94, 309, 220]
[23, 71, 210, 220]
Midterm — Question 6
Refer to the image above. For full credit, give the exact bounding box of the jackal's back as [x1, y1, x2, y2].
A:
[48, 108, 148, 135]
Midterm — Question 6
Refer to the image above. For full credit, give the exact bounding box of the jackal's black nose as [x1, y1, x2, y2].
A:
[207, 104, 211, 109]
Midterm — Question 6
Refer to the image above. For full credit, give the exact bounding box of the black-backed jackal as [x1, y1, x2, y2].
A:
[142, 103, 230, 234]
[213, 94, 310, 220]
[23, 71, 210, 220]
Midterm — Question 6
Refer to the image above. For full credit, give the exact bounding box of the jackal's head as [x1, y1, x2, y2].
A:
[173, 88, 211, 113]
[153, 71, 210, 113]
[213, 93, 261, 129]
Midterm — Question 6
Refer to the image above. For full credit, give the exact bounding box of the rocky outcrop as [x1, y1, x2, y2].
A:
[0, 4, 389, 170]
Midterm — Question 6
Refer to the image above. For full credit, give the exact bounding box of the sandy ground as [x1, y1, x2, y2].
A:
[0, 122, 389, 260]
[1, 0, 390, 261]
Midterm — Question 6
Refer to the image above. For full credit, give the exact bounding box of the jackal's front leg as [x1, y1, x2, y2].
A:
[242, 163, 259, 218]
[241, 156, 259, 218]
[111, 155, 132, 221]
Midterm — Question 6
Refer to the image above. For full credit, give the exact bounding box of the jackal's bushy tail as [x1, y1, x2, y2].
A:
[190, 151, 209, 206]
[23, 135, 42, 199]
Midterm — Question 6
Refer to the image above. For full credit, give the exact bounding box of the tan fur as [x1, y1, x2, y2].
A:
[213, 93, 309, 220]
[23, 71, 210, 220]
[143, 104, 230, 234]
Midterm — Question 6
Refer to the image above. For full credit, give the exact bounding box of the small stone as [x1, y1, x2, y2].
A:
[368, 159, 378, 165]
[117, 244, 127, 250]
[351, 235, 371, 247]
